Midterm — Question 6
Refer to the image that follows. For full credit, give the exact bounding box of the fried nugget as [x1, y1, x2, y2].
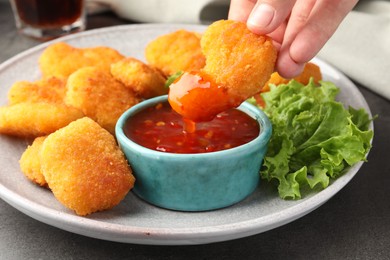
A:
[19, 136, 47, 187]
[201, 19, 277, 100]
[0, 102, 84, 137]
[65, 67, 140, 134]
[8, 77, 66, 105]
[40, 117, 135, 216]
[39, 42, 125, 79]
[262, 62, 322, 92]
[145, 30, 206, 76]
[111, 57, 167, 99]
[168, 20, 277, 122]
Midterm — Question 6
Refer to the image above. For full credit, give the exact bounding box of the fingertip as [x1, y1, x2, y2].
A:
[228, 0, 256, 23]
[247, 0, 296, 35]
[275, 53, 305, 79]
[247, 3, 276, 34]
[289, 33, 318, 64]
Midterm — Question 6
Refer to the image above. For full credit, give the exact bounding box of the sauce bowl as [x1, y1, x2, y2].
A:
[115, 95, 272, 211]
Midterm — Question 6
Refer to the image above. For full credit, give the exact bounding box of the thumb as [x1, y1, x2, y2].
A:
[247, 0, 296, 35]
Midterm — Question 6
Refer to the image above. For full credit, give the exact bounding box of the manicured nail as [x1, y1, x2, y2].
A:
[248, 3, 275, 29]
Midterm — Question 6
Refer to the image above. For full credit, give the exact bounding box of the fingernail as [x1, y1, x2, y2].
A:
[248, 3, 275, 30]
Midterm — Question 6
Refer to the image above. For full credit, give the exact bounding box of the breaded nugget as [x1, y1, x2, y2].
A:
[111, 57, 167, 99]
[8, 77, 66, 105]
[39, 42, 125, 79]
[201, 19, 277, 100]
[19, 136, 47, 187]
[262, 62, 322, 92]
[40, 117, 135, 216]
[145, 30, 206, 76]
[0, 102, 84, 137]
[65, 67, 139, 134]
[168, 20, 277, 122]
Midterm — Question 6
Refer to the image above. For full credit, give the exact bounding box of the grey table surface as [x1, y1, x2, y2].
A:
[1, 2, 390, 260]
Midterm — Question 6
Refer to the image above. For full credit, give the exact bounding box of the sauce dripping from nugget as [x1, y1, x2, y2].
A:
[169, 71, 240, 123]
[168, 19, 277, 131]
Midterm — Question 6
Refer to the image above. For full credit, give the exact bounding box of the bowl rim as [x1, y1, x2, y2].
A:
[115, 95, 272, 159]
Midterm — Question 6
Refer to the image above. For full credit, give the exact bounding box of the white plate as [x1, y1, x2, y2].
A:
[0, 24, 372, 245]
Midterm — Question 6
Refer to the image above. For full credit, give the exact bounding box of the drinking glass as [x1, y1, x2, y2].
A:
[9, 0, 86, 40]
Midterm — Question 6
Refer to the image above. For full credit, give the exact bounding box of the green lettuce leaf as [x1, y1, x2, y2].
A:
[258, 79, 373, 199]
[165, 71, 184, 88]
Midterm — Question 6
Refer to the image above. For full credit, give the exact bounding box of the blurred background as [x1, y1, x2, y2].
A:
[84, 0, 230, 24]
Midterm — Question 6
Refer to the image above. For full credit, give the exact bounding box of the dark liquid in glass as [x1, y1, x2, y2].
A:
[13, 0, 83, 27]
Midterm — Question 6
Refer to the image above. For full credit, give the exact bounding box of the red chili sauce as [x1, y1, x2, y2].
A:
[124, 102, 260, 154]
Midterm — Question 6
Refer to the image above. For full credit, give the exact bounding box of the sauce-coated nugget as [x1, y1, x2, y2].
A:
[201, 20, 277, 99]
[8, 77, 66, 105]
[20, 136, 47, 187]
[145, 30, 206, 76]
[65, 67, 140, 134]
[111, 57, 167, 99]
[0, 102, 84, 137]
[39, 42, 125, 79]
[168, 20, 277, 122]
[40, 117, 135, 216]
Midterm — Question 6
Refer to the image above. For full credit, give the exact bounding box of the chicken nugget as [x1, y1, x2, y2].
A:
[262, 62, 322, 92]
[168, 20, 277, 122]
[111, 57, 167, 99]
[40, 117, 135, 216]
[201, 19, 277, 99]
[0, 102, 84, 137]
[39, 42, 125, 79]
[145, 30, 206, 76]
[65, 67, 140, 134]
[8, 77, 66, 105]
[19, 136, 47, 187]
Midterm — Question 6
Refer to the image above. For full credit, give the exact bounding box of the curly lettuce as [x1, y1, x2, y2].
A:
[257, 80, 373, 199]
[165, 71, 184, 88]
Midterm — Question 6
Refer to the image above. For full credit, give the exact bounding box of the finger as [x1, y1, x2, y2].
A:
[267, 20, 287, 47]
[280, 0, 317, 48]
[289, 0, 358, 63]
[228, 0, 257, 22]
[275, 0, 324, 78]
[275, 51, 305, 78]
[247, 0, 296, 35]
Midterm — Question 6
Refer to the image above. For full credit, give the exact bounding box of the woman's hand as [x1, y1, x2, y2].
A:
[228, 0, 358, 78]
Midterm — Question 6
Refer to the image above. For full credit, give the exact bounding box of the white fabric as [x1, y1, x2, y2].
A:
[318, 0, 390, 100]
[86, 0, 230, 23]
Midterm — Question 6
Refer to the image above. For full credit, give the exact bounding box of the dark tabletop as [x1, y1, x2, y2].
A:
[1, 2, 389, 259]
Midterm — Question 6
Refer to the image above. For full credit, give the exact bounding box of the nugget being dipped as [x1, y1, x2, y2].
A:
[40, 117, 135, 216]
[168, 20, 277, 122]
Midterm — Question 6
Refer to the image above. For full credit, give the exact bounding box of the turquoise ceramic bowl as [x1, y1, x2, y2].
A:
[115, 95, 272, 211]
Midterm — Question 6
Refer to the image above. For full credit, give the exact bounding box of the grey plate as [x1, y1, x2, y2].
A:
[0, 24, 373, 245]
